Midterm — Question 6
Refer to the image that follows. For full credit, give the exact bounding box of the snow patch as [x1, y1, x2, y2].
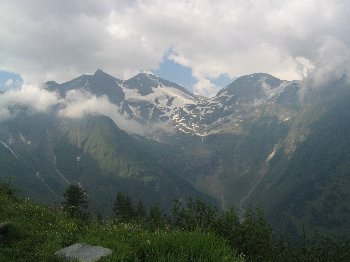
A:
[266, 145, 278, 163]
[53, 154, 71, 185]
[0, 141, 18, 158]
[35, 171, 64, 200]
[20, 133, 32, 145]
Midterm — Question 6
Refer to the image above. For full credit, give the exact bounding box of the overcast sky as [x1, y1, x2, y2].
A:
[1, 0, 350, 96]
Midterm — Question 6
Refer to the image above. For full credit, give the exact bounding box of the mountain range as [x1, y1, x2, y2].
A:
[1, 69, 350, 237]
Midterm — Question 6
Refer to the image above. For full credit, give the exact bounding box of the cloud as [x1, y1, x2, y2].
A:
[0, 85, 172, 136]
[0, 85, 60, 120]
[308, 36, 350, 86]
[58, 89, 147, 135]
[1, 1, 350, 96]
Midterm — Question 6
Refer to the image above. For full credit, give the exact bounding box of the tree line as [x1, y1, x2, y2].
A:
[62, 183, 350, 262]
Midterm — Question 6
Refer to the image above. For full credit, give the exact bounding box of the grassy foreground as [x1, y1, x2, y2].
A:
[0, 192, 244, 262]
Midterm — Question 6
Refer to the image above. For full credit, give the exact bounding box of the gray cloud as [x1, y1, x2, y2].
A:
[58, 89, 175, 136]
[1, 0, 350, 96]
[58, 89, 147, 135]
[0, 85, 59, 120]
[0, 86, 172, 136]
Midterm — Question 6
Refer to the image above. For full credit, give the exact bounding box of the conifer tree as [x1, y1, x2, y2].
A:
[113, 192, 136, 222]
[149, 205, 164, 230]
[135, 200, 146, 221]
[62, 184, 89, 219]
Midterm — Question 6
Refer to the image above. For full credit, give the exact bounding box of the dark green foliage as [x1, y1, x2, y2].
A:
[209, 207, 275, 262]
[2, 182, 350, 261]
[0, 178, 16, 199]
[113, 192, 149, 225]
[272, 230, 350, 262]
[213, 208, 350, 262]
[237, 209, 275, 261]
[135, 200, 146, 220]
[62, 184, 89, 219]
[113, 192, 137, 222]
[149, 205, 165, 230]
[0, 188, 242, 262]
[169, 199, 350, 262]
[215, 208, 241, 248]
[171, 198, 217, 232]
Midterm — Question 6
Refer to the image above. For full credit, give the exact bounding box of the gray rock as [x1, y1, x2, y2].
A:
[55, 243, 112, 262]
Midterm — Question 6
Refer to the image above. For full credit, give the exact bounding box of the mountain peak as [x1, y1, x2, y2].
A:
[235, 72, 281, 82]
[93, 69, 114, 78]
[125, 72, 195, 99]
[130, 72, 157, 81]
[216, 73, 283, 98]
[94, 69, 105, 74]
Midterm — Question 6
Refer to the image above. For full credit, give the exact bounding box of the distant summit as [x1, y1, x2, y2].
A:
[43, 70, 300, 135]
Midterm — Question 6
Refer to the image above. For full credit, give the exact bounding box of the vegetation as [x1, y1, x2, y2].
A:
[0, 182, 242, 261]
[1, 181, 350, 261]
[62, 184, 89, 219]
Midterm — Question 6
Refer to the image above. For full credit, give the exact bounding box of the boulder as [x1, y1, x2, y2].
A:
[55, 243, 112, 262]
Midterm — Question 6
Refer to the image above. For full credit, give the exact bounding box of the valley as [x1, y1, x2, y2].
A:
[1, 70, 350, 237]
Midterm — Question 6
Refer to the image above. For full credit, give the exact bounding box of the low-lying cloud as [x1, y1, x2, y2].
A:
[0, 85, 59, 120]
[58, 89, 146, 135]
[0, 86, 171, 137]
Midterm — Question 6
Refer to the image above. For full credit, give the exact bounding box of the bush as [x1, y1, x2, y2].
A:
[171, 198, 217, 232]
[0, 178, 17, 199]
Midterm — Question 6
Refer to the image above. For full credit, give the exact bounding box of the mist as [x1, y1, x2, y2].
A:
[0, 85, 175, 137]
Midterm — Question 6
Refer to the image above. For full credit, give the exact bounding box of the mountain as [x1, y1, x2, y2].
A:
[171, 73, 300, 135]
[2, 69, 350, 238]
[0, 112, 212, 215]
[45, 70, 199, 126]
[247, 77, 350, 236]
[45, 69, 125, 104]
[45, 70, 299, 136]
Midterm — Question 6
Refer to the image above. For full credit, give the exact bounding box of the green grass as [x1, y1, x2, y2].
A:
[0, 192, 244, 262]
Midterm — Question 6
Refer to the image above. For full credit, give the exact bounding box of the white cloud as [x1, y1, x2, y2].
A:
[0, 84, 170, 136]
[309, 36, 350, 86]
[58, 89, 146, 135]
[1, 0, 350, 96]
[0, 85, 59, 120]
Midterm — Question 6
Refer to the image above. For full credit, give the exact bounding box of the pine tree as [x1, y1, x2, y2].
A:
[135, 200, 146, 221]
[171, 198, 216, 232]
[113, 192, 136, 222]
[149, 205, 164, 230]
[62, 184, 89, 219]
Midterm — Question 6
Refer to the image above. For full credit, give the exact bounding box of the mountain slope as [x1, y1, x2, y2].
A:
[0, 112, 212, 215]
[45, 70, 199, 127]
[3, 70, 350, 238]
[171, 73, 300, 135]
[45, 70, 300, 137]
[247, 78, 350, 236]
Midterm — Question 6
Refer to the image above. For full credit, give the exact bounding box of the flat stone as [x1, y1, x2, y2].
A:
[55, 243, 112, 262]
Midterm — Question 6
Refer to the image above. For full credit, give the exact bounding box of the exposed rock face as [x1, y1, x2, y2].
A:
[55, 243, 112, 262]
